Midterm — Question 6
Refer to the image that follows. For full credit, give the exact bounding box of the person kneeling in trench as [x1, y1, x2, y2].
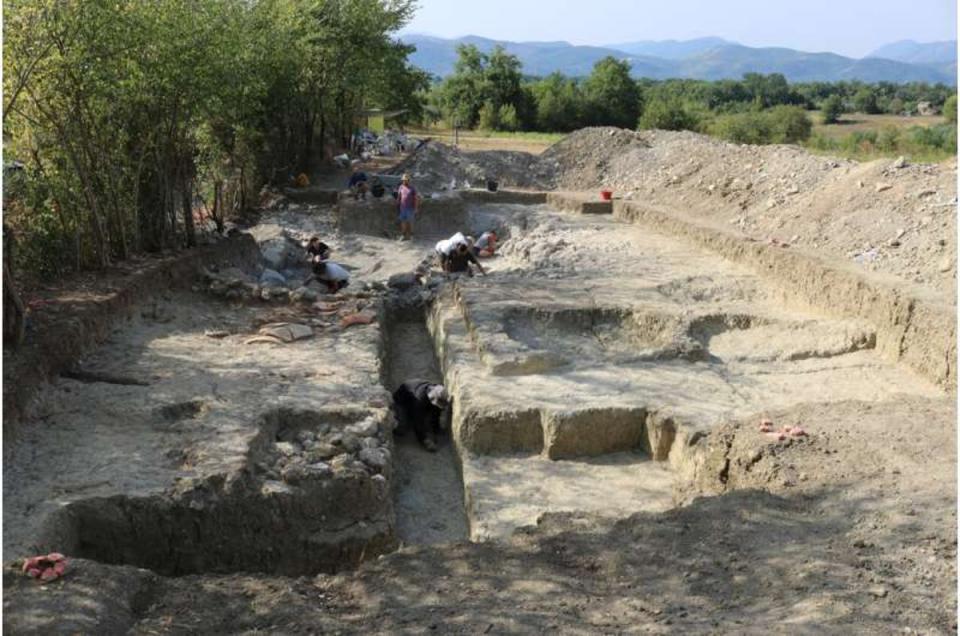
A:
[392, 379, 449, 452]
[445, 240, 486, 277]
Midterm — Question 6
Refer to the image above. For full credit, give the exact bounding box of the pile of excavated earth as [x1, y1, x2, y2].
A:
[399, 127, 957, 297]
[3, 127, 956, 634]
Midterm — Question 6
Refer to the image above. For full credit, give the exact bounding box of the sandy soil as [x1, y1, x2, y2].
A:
[2, 132, 955, 634]
[394, 128, 957, 299]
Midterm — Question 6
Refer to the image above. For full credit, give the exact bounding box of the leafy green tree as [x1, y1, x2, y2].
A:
[3, 0, 419, 280]
[853, 87, 880, 114]
[637, 98, 701, 132]
[485, 46, 523, 111]
[766, 106, 813, 142]
[478, 100, 499, 130]
[582, 57, 640, 128]
[498, 104, 520, 131]
[821, 94, 844, 124]
[531, 72, 582, 131]
[944, 95, 958, 124]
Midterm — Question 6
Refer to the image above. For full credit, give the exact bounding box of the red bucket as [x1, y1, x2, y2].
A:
[600, 189, 613, 201]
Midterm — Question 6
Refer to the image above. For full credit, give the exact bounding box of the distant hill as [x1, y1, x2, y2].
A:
[400, 34, 957, 85]
[605, 37, 733, 59]
[678, 44, 956, 84]
[866, 40, 957, 65]
[402, 34, 669, 78]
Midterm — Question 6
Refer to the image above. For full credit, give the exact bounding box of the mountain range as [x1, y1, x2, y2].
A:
[400, 34, 958, 85]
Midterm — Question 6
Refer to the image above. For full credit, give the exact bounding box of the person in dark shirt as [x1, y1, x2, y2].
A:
[445, 240, 486, 277]
[347, 166, 368, 200]
[306, 236, 331, 261]
[392, 379, 450, 452]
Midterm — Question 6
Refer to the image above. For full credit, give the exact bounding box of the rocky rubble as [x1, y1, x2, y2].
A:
[256, 414, 392, 489]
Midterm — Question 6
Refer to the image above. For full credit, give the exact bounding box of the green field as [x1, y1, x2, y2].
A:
[811, 112, 947, 139]
[804, 111, 956, 162]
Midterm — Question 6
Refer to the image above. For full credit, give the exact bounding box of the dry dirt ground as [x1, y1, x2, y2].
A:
[3, 131, 956, 634]
[396, 128, 957, 300]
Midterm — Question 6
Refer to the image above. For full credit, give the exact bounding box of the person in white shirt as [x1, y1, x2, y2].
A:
[473, 230, 498, 257]
[312, 260, 350, 293]
[435, 232, 467, 269]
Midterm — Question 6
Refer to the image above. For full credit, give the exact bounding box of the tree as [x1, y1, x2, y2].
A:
[944, 95, 958, 124]
[767, 106, 813, 143]
[531, 72, 582, 131]
[821, 94, 844, 124]
[637, 98, 700, 132]
[743, 73, 793, 107]
[853, 87, 880, 114]
[582, 57, 640, 128]
[3, 0, 420, 280]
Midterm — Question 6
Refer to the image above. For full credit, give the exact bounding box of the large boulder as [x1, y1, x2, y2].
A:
[260, 269, 287, 287]
[388, 272, 419, 290]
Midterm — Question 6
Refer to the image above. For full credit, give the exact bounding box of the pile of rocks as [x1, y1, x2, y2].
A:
[197, 265, 325, 305]
[258, 415, 392, 488]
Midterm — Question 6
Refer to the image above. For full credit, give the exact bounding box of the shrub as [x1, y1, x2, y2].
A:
[478, 101, 499, 131]
[821, 95, 844, 124]
[944, 95, 957, 125]
[710, 106, 812, 145]
[498, 104, 520, 131]
[637, 99, 701, 132]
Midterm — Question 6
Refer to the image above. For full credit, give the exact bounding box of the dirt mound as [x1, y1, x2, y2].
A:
[392, 128, 956, 298]
[536, 127, 957, 298]
[387, 142, 539, 192]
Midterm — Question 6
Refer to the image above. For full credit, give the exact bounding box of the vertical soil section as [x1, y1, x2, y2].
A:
[384, 316, 469, 545]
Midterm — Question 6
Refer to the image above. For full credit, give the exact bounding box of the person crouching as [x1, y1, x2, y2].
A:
[446, 240, 486, 277]
[312, 260, 350, 293]
[392, 379, 450, 452]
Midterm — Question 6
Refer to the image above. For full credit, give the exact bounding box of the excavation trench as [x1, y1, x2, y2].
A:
[39, 407, 397, 577]
[381, 300, 469, 545]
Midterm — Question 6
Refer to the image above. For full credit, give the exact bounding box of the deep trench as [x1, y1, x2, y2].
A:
[382, 304, 470, 545]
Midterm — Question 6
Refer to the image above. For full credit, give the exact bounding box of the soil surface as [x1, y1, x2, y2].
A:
[394, 128, 957, 299]
[2, 130, 955, 634]
[385, 320, 469, 546]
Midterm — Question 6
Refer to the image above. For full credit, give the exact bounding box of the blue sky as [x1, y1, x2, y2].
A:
[400, 0, 957, 58]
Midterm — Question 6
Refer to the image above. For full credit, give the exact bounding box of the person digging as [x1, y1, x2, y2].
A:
[392, 380, 450, 452]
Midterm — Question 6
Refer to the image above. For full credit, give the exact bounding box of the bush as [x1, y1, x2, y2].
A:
[877, 126, 900, 152]
[766, 105, 813, 143]
[711, 111, 772, 144]
[478, 101, 499, 131]
[821, 95, 844, 124]
[637, 99, 701, 132]
[944, 95, 958, 125]
[498, 104, 519, 131]
[710, 106, 811, 145]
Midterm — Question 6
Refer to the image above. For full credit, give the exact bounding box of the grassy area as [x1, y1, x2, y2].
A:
[803, 111, 956, 163]
[811, 112, 947, 139]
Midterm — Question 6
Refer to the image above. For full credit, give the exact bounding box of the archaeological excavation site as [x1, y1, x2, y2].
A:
[3, 128, 957, 633]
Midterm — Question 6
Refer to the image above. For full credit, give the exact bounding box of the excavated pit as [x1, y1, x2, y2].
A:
[381, 300, 469, 545]
[38, 407, 397, 576]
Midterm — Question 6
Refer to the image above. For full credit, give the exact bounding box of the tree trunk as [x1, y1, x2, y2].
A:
[3, 227, 26, 349]
[181, 163, 196, 248]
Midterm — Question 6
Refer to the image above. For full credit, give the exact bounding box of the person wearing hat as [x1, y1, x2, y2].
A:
[392, 378, 450, 452]
[396, 173, 420, 240]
